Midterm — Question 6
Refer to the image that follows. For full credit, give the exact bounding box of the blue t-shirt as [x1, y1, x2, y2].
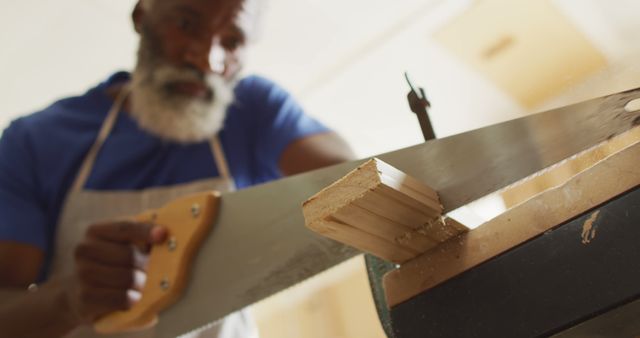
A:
[0, 72, 328, 272]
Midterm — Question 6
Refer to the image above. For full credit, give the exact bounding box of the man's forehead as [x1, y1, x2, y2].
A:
[147, 0, 243, 9]
[149, 0, 244, 24]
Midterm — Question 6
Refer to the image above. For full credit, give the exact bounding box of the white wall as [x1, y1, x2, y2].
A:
[1, 1, 137, 121]
[2, 0, 640, 158]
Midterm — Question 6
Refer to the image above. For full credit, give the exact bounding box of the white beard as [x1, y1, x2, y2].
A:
[128, 65, 234, 143]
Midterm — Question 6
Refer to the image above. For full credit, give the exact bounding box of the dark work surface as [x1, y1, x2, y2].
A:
[390, 186, 640, 338]
[552, 297, 640, 337]
[366, 254, 397, 338]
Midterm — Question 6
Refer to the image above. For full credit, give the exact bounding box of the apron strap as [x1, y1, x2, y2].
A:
[209, 136, 234, 186]
[70, 86, 129, 193]
[70, 84, 235, 193]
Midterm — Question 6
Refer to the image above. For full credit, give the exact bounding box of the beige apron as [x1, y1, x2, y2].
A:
[49, 88, 258, 338]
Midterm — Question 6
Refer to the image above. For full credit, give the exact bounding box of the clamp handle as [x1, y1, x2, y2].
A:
[404, 72, 435, 141]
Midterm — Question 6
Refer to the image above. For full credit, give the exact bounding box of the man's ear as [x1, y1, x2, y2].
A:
[132, 1, 145, 34]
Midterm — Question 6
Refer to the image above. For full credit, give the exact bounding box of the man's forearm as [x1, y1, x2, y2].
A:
[0, 279, 79, 338]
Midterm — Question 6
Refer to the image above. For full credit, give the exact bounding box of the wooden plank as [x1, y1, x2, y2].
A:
[303, 158, 460, 263]
[353, 191, 439, 225]
[410, 216, 468, 243]
[307, 218, 418, 263]
[375, 185, 442, 216]
[332, 204, 438, 253]
[375, 159, 440, 202]
[501, 117, 640, 208]
[383, 126, 640, 307]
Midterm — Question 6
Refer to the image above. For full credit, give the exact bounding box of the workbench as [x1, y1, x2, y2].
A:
[367, 185, 640, 337]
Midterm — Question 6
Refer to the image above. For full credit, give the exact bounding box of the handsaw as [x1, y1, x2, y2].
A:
[100, 87, 640, 337]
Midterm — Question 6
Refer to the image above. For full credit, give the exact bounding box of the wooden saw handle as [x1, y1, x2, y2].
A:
[93, 191, 220, 334]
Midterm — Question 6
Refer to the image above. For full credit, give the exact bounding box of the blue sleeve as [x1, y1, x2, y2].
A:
[247, 76, 330, 178]
[0, 119, 47, 250]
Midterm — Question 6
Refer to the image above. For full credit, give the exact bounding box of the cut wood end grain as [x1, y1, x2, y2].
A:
[303, 158, 462, 264]
[303, 159, 384, 224]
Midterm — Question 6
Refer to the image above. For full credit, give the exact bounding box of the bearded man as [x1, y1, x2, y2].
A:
[0, 0, 354, 337]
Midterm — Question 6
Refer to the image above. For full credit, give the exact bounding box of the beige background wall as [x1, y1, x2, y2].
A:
[4, 0, 640, 155]
[252, 257, 386, 338]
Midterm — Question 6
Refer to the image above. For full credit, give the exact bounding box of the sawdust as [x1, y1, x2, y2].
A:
[581, 210, 600, 245]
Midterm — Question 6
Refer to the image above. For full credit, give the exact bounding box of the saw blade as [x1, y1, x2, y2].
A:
[147, 88, 640, 337]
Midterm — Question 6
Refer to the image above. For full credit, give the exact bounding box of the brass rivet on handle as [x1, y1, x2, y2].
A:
[160, 278, 170, 291]
[168, 238, 177, 251]
[191, 204, 201, 218]
[27, 283, 38, 293]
